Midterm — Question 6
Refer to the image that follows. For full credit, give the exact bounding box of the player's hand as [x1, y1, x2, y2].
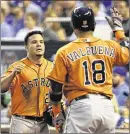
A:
[12, 64, 25, 76]
[53, 112, 65, 133]
[52, 102, 66, 133]
[105, 7, 123, 32]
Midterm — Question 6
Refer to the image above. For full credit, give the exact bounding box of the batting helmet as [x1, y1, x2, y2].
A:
[71, 7, 96, 32]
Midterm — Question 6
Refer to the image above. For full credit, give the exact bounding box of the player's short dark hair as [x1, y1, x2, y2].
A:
[24, 31, 44, 46]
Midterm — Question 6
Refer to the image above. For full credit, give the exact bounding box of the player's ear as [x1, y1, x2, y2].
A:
[25, 45, 28, 51]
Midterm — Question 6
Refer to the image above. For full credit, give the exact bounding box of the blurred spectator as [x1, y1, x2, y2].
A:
[112, 66, 129, 107]
[1, 1, 10, 16]
[6, 2, 24, 36]
[45, 1, 67, 40]
[1, 50, 18, 75]
[116, 92, 129, 129]
[45, 1, 76, 40]
[1, 90, 11, 124]
[41, 21, 59, 41]
[33, 0, 51, 15]
[1, 93, 11, 108]
[59, 1, 76, 37]
[16, 12, 43, 40]
[84, 1, 107, 17]
[60, 1, 77, 17]
[116, 107, 129, 129]
[102, 0, 112, 15]
[1, 94, 11, 124]
[45, 1, 63, 17]
[124, 93, 129, 109]
[112, 0, 129, 37]
[48, 21, 67, 41]
[84, 1, 112, 40]
[76, 0, 84, 7]
[23, 0, 43, 21]
[1, 8, 14, 37]
[112, 66, 129, 129]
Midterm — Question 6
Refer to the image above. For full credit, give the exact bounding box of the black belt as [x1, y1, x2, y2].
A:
[70, 94, 89, 103]
[14, 115, 44, 121]
[74, 94, 89, 101]
[99, 93, 111, 100]
[71, 93, 111, 103]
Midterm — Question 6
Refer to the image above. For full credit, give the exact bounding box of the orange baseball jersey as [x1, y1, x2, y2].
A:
[47, 36, 129, 103]
[1, 57, 52, 117]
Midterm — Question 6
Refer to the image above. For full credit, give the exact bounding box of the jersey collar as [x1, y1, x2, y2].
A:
[73, 36, 100, 43]
[26, 57, 45, 66]
[22, 57, 45, 68]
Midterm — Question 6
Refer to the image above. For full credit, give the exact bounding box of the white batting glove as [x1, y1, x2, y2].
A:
[105, 7, 124, 32]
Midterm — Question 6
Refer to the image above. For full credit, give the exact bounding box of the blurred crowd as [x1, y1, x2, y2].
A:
[1, 0, 129, 41]
[1, 0, 129, 130]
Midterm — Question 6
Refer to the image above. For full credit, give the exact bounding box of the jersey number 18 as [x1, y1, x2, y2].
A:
[83, 60, 105, 85]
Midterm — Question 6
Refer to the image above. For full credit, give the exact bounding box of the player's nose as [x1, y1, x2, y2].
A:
[36, 42, 42, 47]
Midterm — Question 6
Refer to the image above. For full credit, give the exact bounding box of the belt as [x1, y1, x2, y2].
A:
[70, 94, 89, 104]
[14, 115, 44, 121]
[70, 93, 111, 104]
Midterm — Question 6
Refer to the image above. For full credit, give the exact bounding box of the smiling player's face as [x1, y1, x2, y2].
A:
[26, 34, 45, 57]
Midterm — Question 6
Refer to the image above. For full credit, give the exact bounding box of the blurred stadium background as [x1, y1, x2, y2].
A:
[1, 0, 129, 133]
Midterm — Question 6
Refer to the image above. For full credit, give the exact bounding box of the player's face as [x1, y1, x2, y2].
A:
[26, 34, 45, 57]
[112, 73, 121, 88]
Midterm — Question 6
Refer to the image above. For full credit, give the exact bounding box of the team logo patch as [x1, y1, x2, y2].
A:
[82, 20, 88, 28]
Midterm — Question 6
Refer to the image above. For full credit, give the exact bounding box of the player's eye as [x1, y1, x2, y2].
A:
[31, 40, 37, 44]
[40, 40, 44, 43]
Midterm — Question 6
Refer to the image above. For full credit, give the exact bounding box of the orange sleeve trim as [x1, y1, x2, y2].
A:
[115, 31, 126, 40]
[47, 76, 64, 84]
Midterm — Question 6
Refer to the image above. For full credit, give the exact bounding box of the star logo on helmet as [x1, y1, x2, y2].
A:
[83, 20, 87, 25]
[82, 20, 88, 28]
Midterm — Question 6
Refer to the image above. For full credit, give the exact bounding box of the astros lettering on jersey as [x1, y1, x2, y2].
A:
[2, 57, 52, 117]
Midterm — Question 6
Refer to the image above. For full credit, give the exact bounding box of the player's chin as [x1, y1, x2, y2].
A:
[36, 54, 43, 57]
[35, 52, 44, 56]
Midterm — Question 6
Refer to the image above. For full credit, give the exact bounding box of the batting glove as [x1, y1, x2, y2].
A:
[105, 7, 123, 31]
[52, 102, 66, 133]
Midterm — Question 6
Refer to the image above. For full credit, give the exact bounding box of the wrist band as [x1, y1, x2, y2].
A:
[115, 31, 126, 40]
[52, 104, 61, 116]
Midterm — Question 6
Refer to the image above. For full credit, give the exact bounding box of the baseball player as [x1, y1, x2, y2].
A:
[47, 7, 129, 133]
[1, 31, 53, 133]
